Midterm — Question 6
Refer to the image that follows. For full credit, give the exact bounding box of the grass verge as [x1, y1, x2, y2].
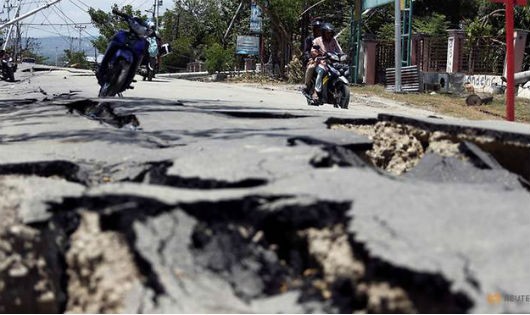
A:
[350, 85, 530, 123]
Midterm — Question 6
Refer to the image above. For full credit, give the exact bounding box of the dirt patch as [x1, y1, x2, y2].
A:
[363, 282, 417, 313]
[333, 122, 467, 175]
[0, 181, 20, 229]
[303, 225, 364, 283]
[302, 225, 417, 313]
[0, 179, 62, 313]
[66, 211, 140, 313]
[331, 118, 530, 184]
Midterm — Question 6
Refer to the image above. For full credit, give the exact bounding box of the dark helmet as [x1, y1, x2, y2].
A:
[321, 23, 335, 34]
[311, 19, 323, 29]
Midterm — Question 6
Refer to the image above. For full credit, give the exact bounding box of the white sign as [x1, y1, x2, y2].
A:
[236, 36, 260, 55]
[446, 37, 455, 73]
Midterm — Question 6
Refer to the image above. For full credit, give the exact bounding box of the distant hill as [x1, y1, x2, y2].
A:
[36, 36, 99, 64]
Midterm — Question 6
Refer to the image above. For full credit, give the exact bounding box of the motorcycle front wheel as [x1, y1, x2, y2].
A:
[4, 67, 15, 82]
[335, 82, 350, 109]
[147, 58, 156, 81]
[99, 59, 131, 97]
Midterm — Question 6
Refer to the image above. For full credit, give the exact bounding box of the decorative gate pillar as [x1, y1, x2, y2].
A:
[363, 39, 378, 85]
[513, 29, 528, 73]
[446, 29, 465, 73]
[410, 34, 421, 68]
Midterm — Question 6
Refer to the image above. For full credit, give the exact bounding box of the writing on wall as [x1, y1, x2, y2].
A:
[464, 74, 503, 92]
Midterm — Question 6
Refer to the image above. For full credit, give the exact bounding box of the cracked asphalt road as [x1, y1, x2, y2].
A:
[1, 66, 530, 313]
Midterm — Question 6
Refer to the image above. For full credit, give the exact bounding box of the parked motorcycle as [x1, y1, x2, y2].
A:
[96, 9, 149, 97]
[303, 52, 350, 109]
[1, 54, 16, 82]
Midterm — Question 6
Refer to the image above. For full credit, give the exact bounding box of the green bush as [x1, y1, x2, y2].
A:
[160, 37, 194, 72]
[64, 50, 90, 69]
[205, 43, 234, 74]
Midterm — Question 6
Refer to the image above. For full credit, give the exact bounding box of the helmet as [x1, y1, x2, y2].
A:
[311, 19, 323, 28]
[147, 21, 155, 29]
[321, 23, 335, 34]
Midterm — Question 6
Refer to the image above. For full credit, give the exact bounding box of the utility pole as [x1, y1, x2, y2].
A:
[394, 0, 402, 92]
[156, 0, 161, 30]
[2, 0, 22, 51]
[175, 10, 180, 39]
[14, 19, 20, 60]
[74, 25, 86, 52]
[2, 1, 14, 50]
[490, 0, 526, 121]
[152, 0, 162, 30]
[223, 1, 243, 46]
[0, 0, 62, 31]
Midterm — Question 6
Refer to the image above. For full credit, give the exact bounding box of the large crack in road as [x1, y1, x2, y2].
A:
[1, 96, 530, 313]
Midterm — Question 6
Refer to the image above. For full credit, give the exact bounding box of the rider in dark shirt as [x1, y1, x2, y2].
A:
[303, 18, 323, 66]
[303, 18, 323, 96]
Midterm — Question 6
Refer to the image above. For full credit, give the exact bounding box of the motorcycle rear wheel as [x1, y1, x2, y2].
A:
[99, 59, 131, 97]
[148, 70, 154, 81]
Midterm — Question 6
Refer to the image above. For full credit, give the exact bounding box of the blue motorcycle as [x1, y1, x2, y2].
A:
[97, 9, 149, 97]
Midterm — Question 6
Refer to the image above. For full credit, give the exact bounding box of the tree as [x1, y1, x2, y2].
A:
[19, 37, 48, 64]
[160, 0, 242, 71]
[64, 49, 90, 69]
[205, 42, 234, 73]
[413, 13, 450, 36]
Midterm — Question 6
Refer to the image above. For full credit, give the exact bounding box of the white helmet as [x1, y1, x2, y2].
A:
[147, 21, 155, 29]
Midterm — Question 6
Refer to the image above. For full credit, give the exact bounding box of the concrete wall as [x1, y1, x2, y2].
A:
[463, 73, 530, 99]
[464, 74, 504, 94]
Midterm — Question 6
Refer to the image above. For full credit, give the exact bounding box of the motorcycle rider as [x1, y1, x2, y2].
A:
[0, 49, 15, 82]
[303, 19, 323, 97]
[146, 21, 162, 72]
[309, 23, 343, 104]
[303, 18, 323, 65]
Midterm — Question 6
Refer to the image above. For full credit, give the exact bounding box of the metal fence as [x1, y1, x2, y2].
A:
[414, 36, 448, 72]
[460, 38, 505, 75]
[375, 41, 395, 84]
[375, 35, 506, 79]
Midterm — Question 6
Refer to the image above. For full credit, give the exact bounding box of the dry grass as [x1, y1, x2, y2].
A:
[226, 75, 530, 123]
[350, 85, 530, 123]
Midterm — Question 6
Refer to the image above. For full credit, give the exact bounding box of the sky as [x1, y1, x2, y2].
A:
[3, 0, 170, 39]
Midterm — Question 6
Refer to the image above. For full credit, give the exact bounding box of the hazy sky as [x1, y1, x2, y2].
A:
[13, 0, 170, 38]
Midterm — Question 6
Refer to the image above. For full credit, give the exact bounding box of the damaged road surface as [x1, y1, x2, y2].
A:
[1, 70, 530, 313]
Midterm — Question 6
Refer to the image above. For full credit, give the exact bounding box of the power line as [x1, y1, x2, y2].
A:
[71, 0, 89, 10]
[39, 7, 72, 45]
[54, 1, 97, 40]
[67, 0, 87, 12]
[24, 22, 90, 25]
[51, 3, 96, 40]
[26, 25, 71, 44]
